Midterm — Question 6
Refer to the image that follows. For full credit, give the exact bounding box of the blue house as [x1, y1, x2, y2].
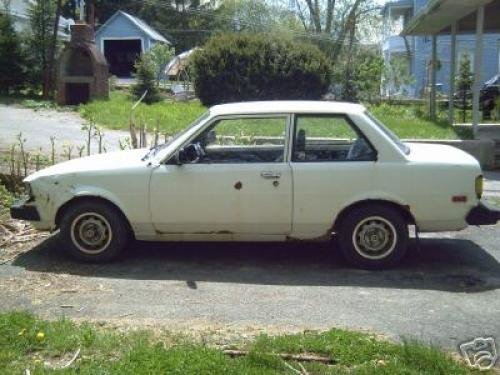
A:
[95, 11, 171, 77]
[382, 0, 500, 97]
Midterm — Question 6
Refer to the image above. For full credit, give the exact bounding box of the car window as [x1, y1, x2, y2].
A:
[292, 115, 376, 162]
[192, 117, 287, 164]
[364, 111, 409, 155]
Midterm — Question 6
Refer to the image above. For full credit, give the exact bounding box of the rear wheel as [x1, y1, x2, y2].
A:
[60, 201, 129, 262]
[336, 204, 409, 269]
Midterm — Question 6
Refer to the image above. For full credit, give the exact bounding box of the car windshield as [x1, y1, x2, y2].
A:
[142, 111, 210, 160]
[364, 111, 410, 155]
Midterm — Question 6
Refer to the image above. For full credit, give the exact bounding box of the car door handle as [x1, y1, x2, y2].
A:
[260, 171, 281, 179]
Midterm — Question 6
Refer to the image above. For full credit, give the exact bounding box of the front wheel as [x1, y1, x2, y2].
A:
[336, 204, 409, 269]
[60, 201, 129, 262]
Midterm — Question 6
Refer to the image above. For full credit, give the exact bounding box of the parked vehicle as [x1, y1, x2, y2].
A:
[454, 74, 500, 116]
[11, 101, 500, 269]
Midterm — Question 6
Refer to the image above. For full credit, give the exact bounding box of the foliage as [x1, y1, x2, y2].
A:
[383, 55, 415, 97]
[132, 53, 161, 104]
[79, 91, 205, 133]
[192, 33, 331, 106]
[0, 311, 475, 374]
[25, 0, 56, 89]
[455, 54, 474, 123]
[148, 43, 174, 85]
[0, 9, 26, 94]
[355, 51, 384, 102]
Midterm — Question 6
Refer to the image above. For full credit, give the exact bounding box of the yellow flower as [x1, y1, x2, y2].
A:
[36, 332, 45, 342]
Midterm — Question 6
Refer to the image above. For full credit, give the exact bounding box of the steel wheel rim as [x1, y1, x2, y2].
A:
[352, 216, 397, 260]
[70, 212, 113, 254]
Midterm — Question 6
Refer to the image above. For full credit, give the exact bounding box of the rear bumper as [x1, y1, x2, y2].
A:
[466, 202, 500, 226]
[10, 200, 40, 221]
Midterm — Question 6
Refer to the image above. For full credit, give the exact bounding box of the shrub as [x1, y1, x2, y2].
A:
[132, 53, 160, 104]
[192, 33, 331, 106]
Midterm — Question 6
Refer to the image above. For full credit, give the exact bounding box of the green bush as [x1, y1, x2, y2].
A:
[132, 53, 160, 104]
[192, 33, 331, 106]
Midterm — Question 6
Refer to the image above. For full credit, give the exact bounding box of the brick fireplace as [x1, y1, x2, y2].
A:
[57, 21, 109, 105]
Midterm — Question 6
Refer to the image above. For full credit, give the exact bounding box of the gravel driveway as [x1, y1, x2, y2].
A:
[0, 104, 129, 154]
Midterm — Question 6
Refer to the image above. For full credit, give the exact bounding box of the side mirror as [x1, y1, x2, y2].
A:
[176, 144, 201, 165]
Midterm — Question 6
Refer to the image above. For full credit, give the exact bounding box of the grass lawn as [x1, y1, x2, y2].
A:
[369, 104, 473, 140]
[78, 91, 474, 140]
[1, 311, 480, 374]
[79, 91, 206, 136]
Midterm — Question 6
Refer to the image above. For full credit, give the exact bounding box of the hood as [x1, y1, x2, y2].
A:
[25, 148, 148, 182]
[405, 143, 480, 168]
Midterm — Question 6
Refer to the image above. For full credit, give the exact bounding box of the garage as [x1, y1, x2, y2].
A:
[95, 11, 171, 79]
[103, 39, 142, 77]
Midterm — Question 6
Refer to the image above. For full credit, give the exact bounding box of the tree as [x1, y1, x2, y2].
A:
[383, 55, 414, 98]
[355, 51, 383, 102]
[43, 0, 63, 98]
[455, 54, 474, 123]
[149, 43, 174, 85]
[25, 0, 56, 92]
[0, 9, 26, 93]
[132, 53, 160, 104]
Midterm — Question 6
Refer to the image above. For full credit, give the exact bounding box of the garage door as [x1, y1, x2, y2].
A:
[103, 39, 142, 78]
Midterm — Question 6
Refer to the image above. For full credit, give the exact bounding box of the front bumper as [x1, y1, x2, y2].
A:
[466, 201, 500, 226]
[10, 200, 40, 221]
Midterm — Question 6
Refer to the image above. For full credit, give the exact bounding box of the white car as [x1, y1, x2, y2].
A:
[11, 101, 500, 269]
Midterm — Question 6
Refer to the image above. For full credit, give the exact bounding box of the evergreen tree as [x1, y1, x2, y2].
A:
[455, 54, 474, 123]
[25, 0, 56, 90]
[132, 53, 160, 104]
[0, 10, 26, 93]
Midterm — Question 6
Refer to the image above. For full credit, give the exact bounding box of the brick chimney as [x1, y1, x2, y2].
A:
[70, 21, 95, 44]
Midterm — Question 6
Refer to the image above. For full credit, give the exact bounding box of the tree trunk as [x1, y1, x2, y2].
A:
[331, 0, 362, 62]
[325, 0, 336, 34]
[43, 0, 63, 99]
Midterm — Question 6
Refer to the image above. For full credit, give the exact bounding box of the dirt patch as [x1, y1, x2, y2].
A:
[0, 217, 49, 263]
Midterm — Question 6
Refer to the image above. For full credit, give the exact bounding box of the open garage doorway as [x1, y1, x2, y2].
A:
[103, 39, 142, 78]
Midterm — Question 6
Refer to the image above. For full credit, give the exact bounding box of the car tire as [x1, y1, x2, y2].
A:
[336, 204, 409, 270]
[60, 200, 129, 262]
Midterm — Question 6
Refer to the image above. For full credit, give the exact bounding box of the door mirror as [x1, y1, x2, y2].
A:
[176, 144, 202, 164]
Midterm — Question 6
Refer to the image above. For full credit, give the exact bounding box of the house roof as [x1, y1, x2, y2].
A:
[96, 10, 170, 44]
[402, 0, 500, 35]
[381, 0, 413, 16]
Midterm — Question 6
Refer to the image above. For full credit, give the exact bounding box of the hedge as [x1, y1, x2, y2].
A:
[192, 33, 331, 106]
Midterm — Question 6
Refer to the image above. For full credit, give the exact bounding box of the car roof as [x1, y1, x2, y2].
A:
[210, 101, 366, 116]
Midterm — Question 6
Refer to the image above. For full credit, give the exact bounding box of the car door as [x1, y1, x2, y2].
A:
[289, 114, 378, 239]
[149, 115, 293, 235]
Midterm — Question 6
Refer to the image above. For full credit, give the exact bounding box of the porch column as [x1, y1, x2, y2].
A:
[430, 35, 437, 121]
[448, 23, 457, 125]
[472, 5, 485, 136]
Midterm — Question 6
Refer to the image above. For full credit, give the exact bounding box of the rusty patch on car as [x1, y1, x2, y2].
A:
[234, 181, 242, 190]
